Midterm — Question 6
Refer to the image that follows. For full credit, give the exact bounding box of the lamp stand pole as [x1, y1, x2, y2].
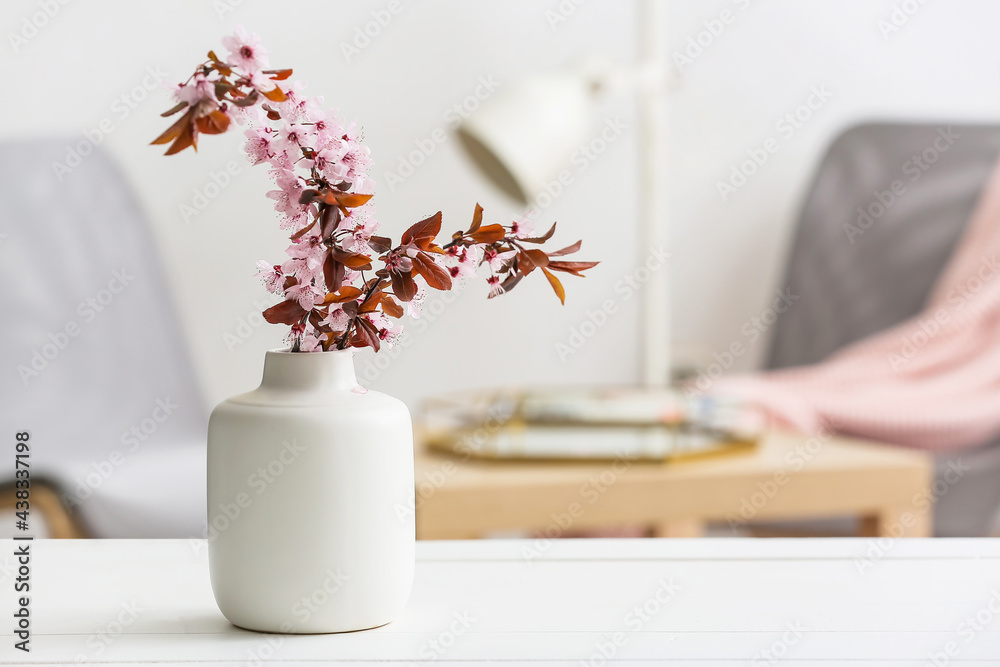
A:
[637, 0, 669, 388]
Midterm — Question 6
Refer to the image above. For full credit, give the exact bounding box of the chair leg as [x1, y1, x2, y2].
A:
[0, 478, 89, 538]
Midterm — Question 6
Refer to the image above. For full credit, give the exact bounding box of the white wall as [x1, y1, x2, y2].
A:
[4, 0, 1000, 411]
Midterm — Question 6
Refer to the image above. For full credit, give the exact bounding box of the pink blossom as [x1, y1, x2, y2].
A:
[286, 234, 327, 273]
[243, 70, 278, 94]
[407, 284, 427, 319]
[511, 216, 534, 239]
[487, 274, 505, 298]
[299, 330, 326, 352]
[286, 281, 322, 311]
[273, 123, 313, 160]
[483, 247, 516, 272]
[221, 26, 269, 73]
[321, 306, 350, 332]
[377, 325, 404, 349]
[445, 246, 480, 280]
[175, 73, 214, 107]
[254, 260, 283, 294]
[244, 127, 274, 166]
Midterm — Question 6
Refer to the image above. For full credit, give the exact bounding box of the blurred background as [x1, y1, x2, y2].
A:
[5, 0, 1000, 540]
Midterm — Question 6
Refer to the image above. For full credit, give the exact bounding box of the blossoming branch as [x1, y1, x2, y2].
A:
[153, 28, 597, 353]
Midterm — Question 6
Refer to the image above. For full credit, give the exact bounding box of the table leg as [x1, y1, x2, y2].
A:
[653, 519, 706, 538]
[859, 507, 932, 538]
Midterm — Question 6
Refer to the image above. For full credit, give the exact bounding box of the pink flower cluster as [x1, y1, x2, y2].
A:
[155, 28, 596, 353]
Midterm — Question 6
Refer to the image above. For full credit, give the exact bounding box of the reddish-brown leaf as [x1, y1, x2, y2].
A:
[263, 299, 307, 325]
[164, 120, 196, 156]
[518, 248, 549, 275]
[390, 270, 417, 302]
[321, 190, 374, 209]
[323, 286, 363, 304]
[548, 240, 582, 257]
[541, 268, 566, 305]
[468, 203, 484, 233]
[359, 290, 383, 313]
[194, 109, 231, 135]
[353, 317, 381, 352]
[160, 101, 188, 118]
[469, 224, 506, 244]
[260, 85, 288, 102]
[289, 220, 317, 241]
[368, 235, 392, 253]
[401, 212, 442, 246]
[546, 260, 599, 276]
[498, 271, 525, 294]
[265, 68, 294, 80]
[522, 222, 557, 244]
[412, 252, 452, 291]
[320, 205, 341, 237]
[232, 88, 260, 107]
[151, 109, 194, 146]
[381, 295, 404, 318]
[331, 248, 373, 269]
[323, 255, 343, 292]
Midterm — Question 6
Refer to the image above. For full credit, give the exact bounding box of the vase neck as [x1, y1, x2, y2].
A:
[259, 349, 359, 393]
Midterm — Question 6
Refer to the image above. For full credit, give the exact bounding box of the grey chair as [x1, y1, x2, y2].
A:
[767, 122, 1000, 536]
[0, 140, 208, 537]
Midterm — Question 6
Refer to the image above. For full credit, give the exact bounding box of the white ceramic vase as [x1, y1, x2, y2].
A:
[206, 348, 415, 633]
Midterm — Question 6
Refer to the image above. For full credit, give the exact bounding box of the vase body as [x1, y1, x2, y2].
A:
[206, 349, 415, 633]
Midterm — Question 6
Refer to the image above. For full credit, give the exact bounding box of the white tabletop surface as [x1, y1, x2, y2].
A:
[2, 538, 1000, 665]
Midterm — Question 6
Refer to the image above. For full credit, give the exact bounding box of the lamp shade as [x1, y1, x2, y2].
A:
[457, 73, 596, 204]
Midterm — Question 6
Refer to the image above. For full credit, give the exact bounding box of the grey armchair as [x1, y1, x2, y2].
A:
[767, 122, 1000, 536]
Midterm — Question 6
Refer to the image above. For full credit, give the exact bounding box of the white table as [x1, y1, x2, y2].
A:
[2, 538, 1000, 665]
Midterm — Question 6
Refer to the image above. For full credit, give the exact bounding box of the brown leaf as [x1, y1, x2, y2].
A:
[548, 240, 582, 257]
[164, 120, 196, 156]
[541, 268, 566, 305]
[353, 316, 381, 352]
[289, 219, 317, 241]
[368, 235, 392, 253]
[323, 286, 363, 304]
[264, 68, 294, 80]
[390, 270, 417, 302]
[321, 190, 374, 209]
[381, 295, 404, 318]
[232, 88, 260, 107]
[195, 109, 231, 135]
[518, 248, 549, 275]
[358, 290, 383, 313]
[546, 260, 599, 276]
[260, 85, 288, 102]
[263, 299, 307, 325]
[469, 224, 506, 244]
[401, 211, 442, 246]
[331, 248, 373, 269]
[522, 222, 557, 244]
[160, 101, 188, 118]
[151, 108, 194, 146]
[412, 252, 452, 291]
[498, 271, 525, 293]
[323, 255, 343, 292]
[468, 203, 484, 233]
[320, 205, 341, 237]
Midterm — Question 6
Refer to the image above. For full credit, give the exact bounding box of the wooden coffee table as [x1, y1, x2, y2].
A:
[414, 430, 934, 539]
